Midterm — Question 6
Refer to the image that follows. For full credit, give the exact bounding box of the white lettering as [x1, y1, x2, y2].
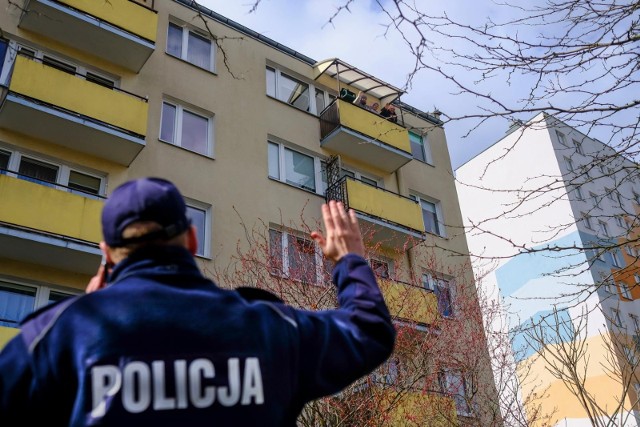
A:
[90, 365, 121, 418]
[242, 358, 264, 405]
[174, 360, 188, 409]
[122, 361, 151, 413]
[217, 358, 240, 406]
[189, 358, 215, 408]
[89, 356, 264, 416]
[152, 360, 176, 410]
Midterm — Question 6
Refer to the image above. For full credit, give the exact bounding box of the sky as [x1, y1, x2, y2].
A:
[197, 0, 512, 170]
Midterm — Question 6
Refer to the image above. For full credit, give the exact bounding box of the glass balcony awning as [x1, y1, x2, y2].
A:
[313, 58, 404, 105]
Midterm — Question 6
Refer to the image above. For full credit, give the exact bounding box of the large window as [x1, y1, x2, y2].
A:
[160, 101, 213, 156]
[411, 194, 445, 237]
[439, 370, 472, 416]
[1, 148, 105, 196]
[269, 229, 328, 284]
[167, 22, 215, 71]
[266, 66, 333, 115]
[268, 141, 324, 194]
[0, 281, 77, 328]
[370, 258, 394, 279]
[186, 203, 210, 258]
[409, 131, 433, 164]
[422, 273, 453, 317]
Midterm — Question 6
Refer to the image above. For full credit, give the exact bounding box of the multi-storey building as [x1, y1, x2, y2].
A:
[0, 0, 498, 424]
[456, 112, 640, 426]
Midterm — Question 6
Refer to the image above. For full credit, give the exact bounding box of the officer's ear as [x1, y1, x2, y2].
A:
[187, 225, 198, 256]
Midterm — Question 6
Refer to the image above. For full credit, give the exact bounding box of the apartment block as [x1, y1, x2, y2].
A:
[0, 0, 498, 424]
[456, 112, 640, 426]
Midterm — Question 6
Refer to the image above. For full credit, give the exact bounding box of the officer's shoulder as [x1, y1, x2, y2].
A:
[234, 286, 283, 303]
[20, 295, 80, 352]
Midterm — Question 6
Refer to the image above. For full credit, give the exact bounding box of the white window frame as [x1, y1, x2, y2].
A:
[581, 212, 593, 230]
[160, 99, 214, 157]
[269, 228, 326, 284]
[564, 157, 574, 172]
[610, 250, 623, 268]
[266, 65, 331, 115]
[634, 191, 640, 205]
[0, 278, 78, 328]
[1, 146, 106, 197]
[611, 308, 623, 327]
[369, 256, 394, 279]
[16, 43, 117, 87]
[620, 282, 633, 300]
[605, 188, 616, 201]
[616, 216, 626, 228]
[340, 167, 383, 189]
[629, 314, 640, 333]
[556, 130, 568, 146]
[439, 369, 472, 417]
[599, 220, 609, 237]
[268, 140, 324, 195]
[409, 130, 433, 165]
[184, 199, 211, 259]
[574, 186, 584, 200]
[166, 20, 215, 72]
[411, 194, 446, 237]
[573, 139, 583, 155]
[422, 272, 454, 318]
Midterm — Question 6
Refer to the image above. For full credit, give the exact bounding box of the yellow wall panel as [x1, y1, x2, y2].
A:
[59, 0, 158, 41]
[347, 179, 424, 231]
[0, 326, 19, 350]
[0, 175, 102, 243]
[10, 56, 148, 135]
[382, 390, 458, 426]
[338, 100, 411, 153]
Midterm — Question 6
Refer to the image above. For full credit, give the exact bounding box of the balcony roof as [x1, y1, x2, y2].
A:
[313, 58, 405, 105]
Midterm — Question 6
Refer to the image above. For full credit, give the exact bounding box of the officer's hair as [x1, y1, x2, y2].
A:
[110, 221, 188, 261]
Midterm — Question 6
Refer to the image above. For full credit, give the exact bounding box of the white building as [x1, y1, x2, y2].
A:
[456, 112, 640, 426]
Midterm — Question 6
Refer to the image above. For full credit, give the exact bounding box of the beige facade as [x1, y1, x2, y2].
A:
[0, 0, 498, 424]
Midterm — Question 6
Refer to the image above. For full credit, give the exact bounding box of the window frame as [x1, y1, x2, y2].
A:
[422, 272, 454, 318]
[411, 194, 446, 237]
[556, 130, 568, 146]
[166, 21, 215, 72]
[268, 228, 328, 285]
[268, 140, 325, 195]
[160, 99, 214, 157]
[439, 369, 472, 417]
[611, 308, 623, 327]
[619, 282, 633, 300]
[574, 186, 583, 200]
[369, 257, 394, 279]
[0, 147, 106, 197]
[581, 212, 593, 230]
[610, 250, 622, 268]
[265, 66, 333, 115]
[184, 199, 212, 259]
[409, 130, 433, 165]
[573, 139, 584, 155]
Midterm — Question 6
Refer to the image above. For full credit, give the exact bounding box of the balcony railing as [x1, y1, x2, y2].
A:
[0, 53, 148, 165]
[19, 0, 158, 71]
[378, 278, 440, 325]
[319, 99, 413, 173]
[326, 176, 424, 247]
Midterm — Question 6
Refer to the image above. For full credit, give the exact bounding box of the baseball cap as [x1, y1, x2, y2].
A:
[102, 177, 190, 247]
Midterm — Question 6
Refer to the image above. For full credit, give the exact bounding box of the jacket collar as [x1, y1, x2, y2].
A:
[107, 245, 202, 285]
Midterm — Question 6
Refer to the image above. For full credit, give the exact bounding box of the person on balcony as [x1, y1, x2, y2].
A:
[380, 103, 398, 123]
[354, 92, 368, 108]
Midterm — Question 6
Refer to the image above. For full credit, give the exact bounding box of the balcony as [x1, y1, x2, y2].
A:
[320, 99, 412, 173]
[0, 54, 148, 165]
[379, 279, 440, 325]
[326, 176, 424, 248]
[19, 0, 157, 71]
[0, 327, 19, 350]
[380, 390, 458, 426]
[0, 173, 103, 275]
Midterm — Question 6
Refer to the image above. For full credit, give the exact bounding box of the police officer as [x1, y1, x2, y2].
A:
[0, 177, 395, 426]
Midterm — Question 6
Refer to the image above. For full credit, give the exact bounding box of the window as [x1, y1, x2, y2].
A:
[556, 131, 568, 146]
[370, 258, 393, 279]
[1, 147, 106, 196]
[269, 229, 326, 284]
[620, 282, 633, 299]
[611, 308, 623, 327]
[564, 157, 573, 172]
[603, 278, 616, 294]
[266, 67, 311, 113]
[340, 168, 381, 188]
[634, 274, 640, 285]
[629, 314, 640, 333]
[598, 220, 609, 237]
[610, 250, 622, 268]
[268, 141, 324, 194]
[411, 195, 444, 236]
[409, 131, 433, 164]
[605, 188, 616, 201]
[160, 101, 213, 156]
[0, 280, 77, 328]
[582, 212, 593, 229]
[616, 216, 625, 228]
[439, 370, 471, 416]
[634, 191, 640, 205]
[186, 204, 209, 257]
[422, 273, 453, 317]
[167, 22, 214, 71]
[573, 139, 583, 155]
[590, 192, 600, 209]
[574, 186, 583, 200]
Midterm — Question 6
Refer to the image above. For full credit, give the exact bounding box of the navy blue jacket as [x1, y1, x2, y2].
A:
[0, 246, 395, 426]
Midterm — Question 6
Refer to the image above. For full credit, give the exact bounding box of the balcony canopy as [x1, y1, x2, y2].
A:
[313, 58, 404, 105]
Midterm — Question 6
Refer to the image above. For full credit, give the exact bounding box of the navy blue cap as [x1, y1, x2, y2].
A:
[102, 177, 190, 247]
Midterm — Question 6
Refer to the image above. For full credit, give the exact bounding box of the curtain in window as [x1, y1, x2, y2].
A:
[167, 23, 183, 57]
[421, 200, 439, 234]
[187, 32, 211, 69]
[181, 110, 208, 154]
[18, 158, 58, 187]
[0, 285, 35, 328]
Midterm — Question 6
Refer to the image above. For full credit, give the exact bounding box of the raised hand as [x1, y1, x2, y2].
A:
[311, 200, 365, 262]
